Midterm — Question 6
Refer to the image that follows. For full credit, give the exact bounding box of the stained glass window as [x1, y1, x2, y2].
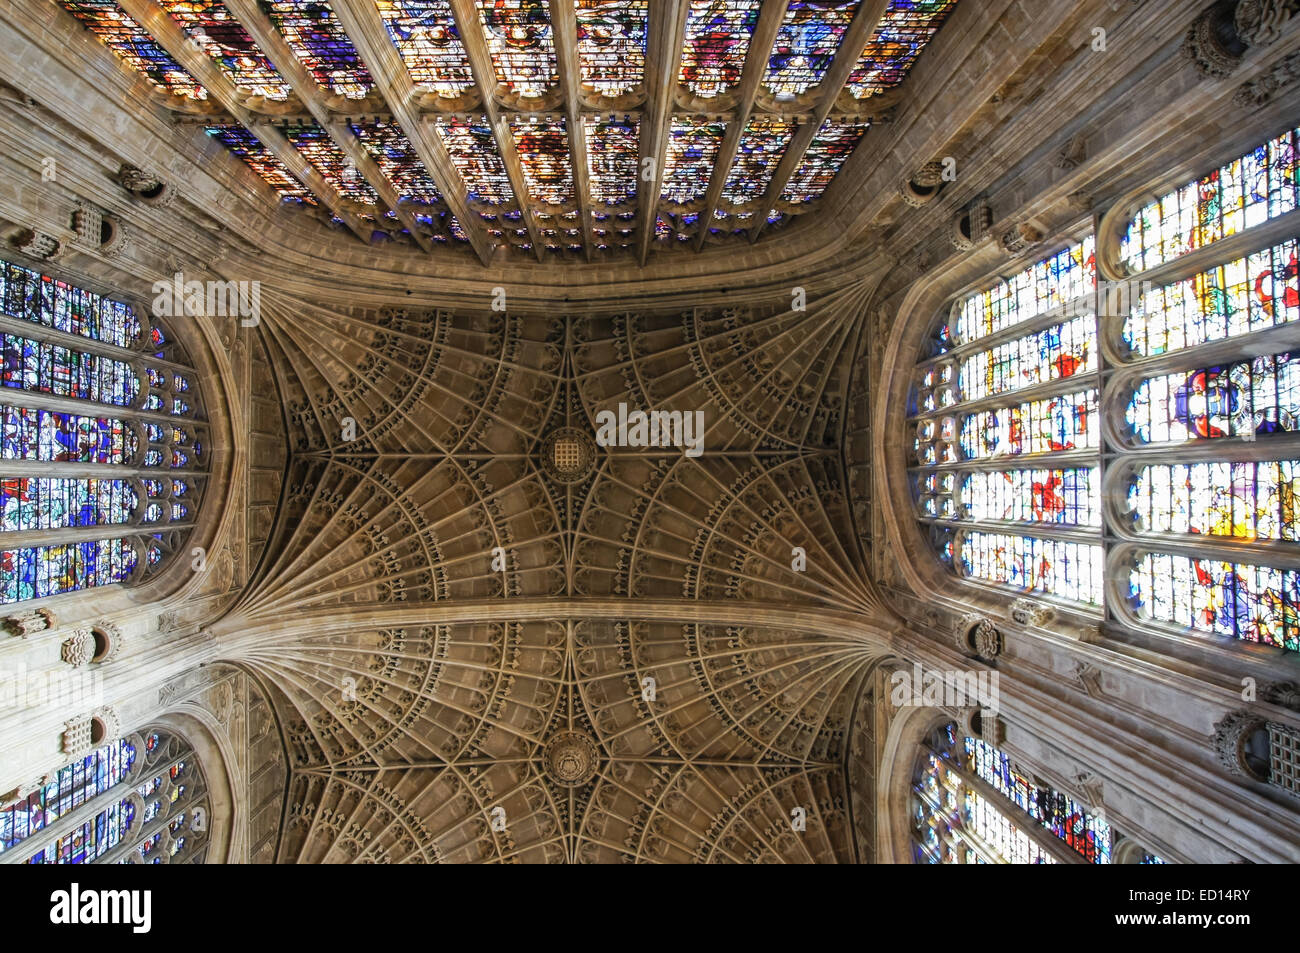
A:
[158, 0, 292, 100]
[678, 0, 759, 99]
[1130, 461, 1300, 541]
[780, 120, 869, 204]
[281, 121, 380, 207]
[720, 117, 795, 205]
[5, 729, 212, 864]
[1123, 238, 1300, 357]
[512, 117, 573, 206]
[1126, 351, 1300, 444]
[351, 120, 443, 205]
[848, 0, 959, 99]
[206, 125, 315, 204]
[584, 117, 638, 206]
[376, 0, 475, 95]
[911, 237, 1100, 607]
[574, 0, 647, 97]
[913, 724, 1116, 864]
[0, 258, 206, 605]
[436, 117, 516, 205]
[661, 119, 726, 205]
[264, 0, 373, 99]
[763, 1, 856, 99]
[476, 0, 558, 99]
[58, 0, 207, 99]
[1122, 125, 1300, 272]
[1131, 553, 1299, 651]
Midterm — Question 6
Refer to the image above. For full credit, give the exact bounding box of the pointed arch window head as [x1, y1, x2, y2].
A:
[0, 257, 208, 606]
[1, 728, 213, 864]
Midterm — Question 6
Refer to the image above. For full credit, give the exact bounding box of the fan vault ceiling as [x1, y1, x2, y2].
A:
[204, 277, 887, 862]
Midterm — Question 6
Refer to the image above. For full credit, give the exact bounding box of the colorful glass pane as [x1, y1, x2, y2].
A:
[0, 739, 135, 855]
[959, 388, 1098, 459]
[763, 1, 856, 98]
[1127, 351, 1300, 444]
[1, 408, 133, 465]
[351, 120, 443, 204]
[661, 119, 726, 204]
[1132, 552, 1300, 652]
[968, 738, 1111, 863]
[158, 0, 292, 99]
[0, 258, 141, 348]
[476, 0, 557, 98]
[1, 335, 139, 407]
[848, 0, 959, 98]
[958, 314, 1096, 401]
[281, 121, 380, 206]
[678, 0, 759, 98]
[956, 238, 1096, 343]
[1122, 126, 1300, 272]
[375, 0, 475, 95]
[57, 1, 207, 98]
[264, 0, 373, 99]
[1, 538, 137, 603]
[1130, 461, 1300, 541]
[512, 117, 573, 205]
[959, 532, 1103, 604]
[1122, 237, 1300, 357]
[721, 117, 795, 205]
[574, 0, 647, 96]
[436, 117, 515, 204]
[0, 478, 136, 531]
[584, 117, 638, 205]
[961, 468, 1100, 527]
[206, 125, 315, 203]
[780, 119, 869, 203]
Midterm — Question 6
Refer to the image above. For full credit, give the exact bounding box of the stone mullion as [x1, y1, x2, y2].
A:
[221, 0, 432, 252]
[446, 0, 545, 262]
[692, 0, 790, 252]
[747, 0, 891, 246]
[115, 0, 373, 245]
[912, 779, 999, 863]
[330, 0, 494, 265]
[635, 0, 689, 265]
[548, 0, 596, 262]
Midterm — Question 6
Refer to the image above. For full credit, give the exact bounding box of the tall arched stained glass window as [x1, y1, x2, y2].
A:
[909, 236, 1104, 606]
[1112, 124, 1300, 653]
[0, 728, 212, 864]
[910, 722, 1165, 864]
[0, 257, 208, 605]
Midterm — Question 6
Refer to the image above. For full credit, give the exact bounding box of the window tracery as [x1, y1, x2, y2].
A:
[1, 728, 212, 864]
[0, 257, 208, 604]
[908, 123, 1300, 655]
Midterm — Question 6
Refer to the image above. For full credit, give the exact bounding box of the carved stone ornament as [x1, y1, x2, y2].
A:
[1074, 662, 1104, 699]
[952, 612, 983, 652]
[912, 160, 946, 189]
[4, 607, 56, 637]
[1262, 681, 1300, 711]
[61, 628, 93, 668]
[11, 228, 63, 262]
[539, 426, 598, 484]
[1234, 0, 1300, 46]
[1234, 49, 1300, 105]
[1212, 710, 1268, 780]
[1010, 597, 1055, 627]
[72, 202, 103, 247]
[972, 619, 1002, 660]
[1184, 0, 1249, 78]
[542, 730, 599, 787]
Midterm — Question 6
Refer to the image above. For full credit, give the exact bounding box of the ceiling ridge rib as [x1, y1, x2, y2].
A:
[635, 0, 689, 266]
[549, 0, 597, 263]
[331, 0, 496, 265]
[221, 0, 432, 252]
[693, 0, 791, 253]
[747, 0, 891, 247]
[115, 0, 374, 243]
[446, 0, 546, 262]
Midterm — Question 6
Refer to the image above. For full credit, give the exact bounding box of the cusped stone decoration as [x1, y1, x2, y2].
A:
[539, 427, 598, 484]
[543, 730, 600, 787]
